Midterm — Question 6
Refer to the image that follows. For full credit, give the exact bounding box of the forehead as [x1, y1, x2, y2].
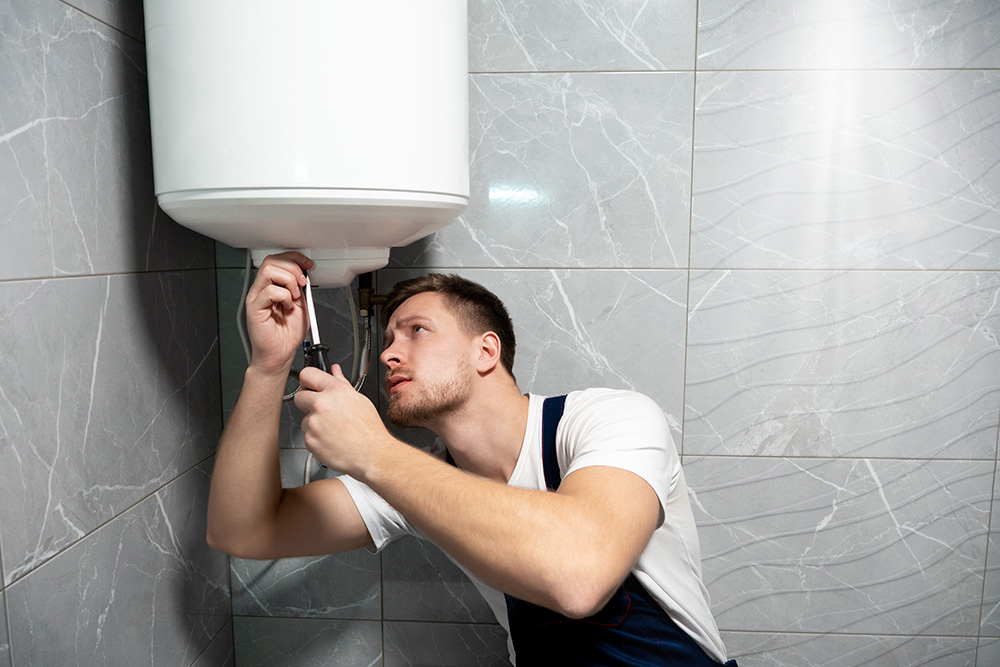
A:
[385, 292, 461, 332]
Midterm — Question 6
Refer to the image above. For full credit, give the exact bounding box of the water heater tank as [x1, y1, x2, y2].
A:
[143, 0, 469, 286]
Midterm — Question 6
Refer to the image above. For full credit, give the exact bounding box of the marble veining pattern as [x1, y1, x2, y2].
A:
[0, 0, 991, 664]
[5, 464, 230, 666]
[685, 270, 1000, 459]
[230, 454, 381, 621]
[384, 621, 510, 667]
[469, 0, 697, 72]
[691, 69, 1000, 271]
[392, 72, 694, 271]
[0, 0, 213, 283]
[697, 0, 1000, 70]
[233, 617, 383, 667]
[721, 630, 978, 666]
[380, 268, 689, 432]
[0, 271, 221, 585]
[383, 536, 497, 624]
[688, 456, 994, 637]
[979, 463, 1000, 638]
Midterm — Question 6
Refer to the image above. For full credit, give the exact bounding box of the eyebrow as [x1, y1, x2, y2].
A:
[383, 314, 431, 346]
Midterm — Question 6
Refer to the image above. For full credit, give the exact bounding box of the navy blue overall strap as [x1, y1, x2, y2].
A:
[541, 395, 567, 491]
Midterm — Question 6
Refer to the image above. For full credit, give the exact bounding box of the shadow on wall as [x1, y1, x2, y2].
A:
[119, 2, 232, 660]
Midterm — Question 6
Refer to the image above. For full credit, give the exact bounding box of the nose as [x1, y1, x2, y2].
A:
[380, 339, 402, 369]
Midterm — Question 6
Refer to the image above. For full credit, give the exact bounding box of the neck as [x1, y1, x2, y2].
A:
[431, 380, 530, 483]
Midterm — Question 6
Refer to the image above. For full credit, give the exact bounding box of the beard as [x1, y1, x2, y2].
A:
[386, 366, 472, 428]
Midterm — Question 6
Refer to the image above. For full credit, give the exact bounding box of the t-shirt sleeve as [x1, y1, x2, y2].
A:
[558, 389, 679, 514]
[339, 474, 421, 552]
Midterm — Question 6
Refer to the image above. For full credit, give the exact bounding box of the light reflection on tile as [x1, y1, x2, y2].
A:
[697, 0, 1000, 70]
[691, 70, 1000, 271]
[392, 72, 694, 270]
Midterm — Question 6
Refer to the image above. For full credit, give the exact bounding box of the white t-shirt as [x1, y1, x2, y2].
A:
[341, 388, 729, 664]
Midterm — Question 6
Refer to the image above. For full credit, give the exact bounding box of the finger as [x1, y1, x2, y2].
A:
[251, 262, 305, 302]
[264, 252, 314, 289]
[259, 251, 314, 276]
[248, 282, 299, 315]
[330, 364, 346, 381]
[293, 390, 313, 415]
[298, 366, 335, 391]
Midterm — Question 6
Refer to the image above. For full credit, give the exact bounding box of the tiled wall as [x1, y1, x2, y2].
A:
[0, 1, 231, 665]
[224, 1, 1000, 666]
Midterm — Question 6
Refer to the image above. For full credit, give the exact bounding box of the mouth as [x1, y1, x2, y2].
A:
[386, 374, 411, 394]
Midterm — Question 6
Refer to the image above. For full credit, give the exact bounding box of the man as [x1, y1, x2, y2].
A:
[208, 252, 734, 666]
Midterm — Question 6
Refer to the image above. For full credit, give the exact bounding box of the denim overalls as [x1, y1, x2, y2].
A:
[503, 395, 738, 666]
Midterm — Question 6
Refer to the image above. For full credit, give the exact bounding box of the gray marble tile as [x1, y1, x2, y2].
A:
[5, 463, 230, 666]
[722, 630, 977, 666]
[216, 242, 249, 270]
[217, 266, 253, 422]
[378, 268, 689, 432]
[233, 617, 382, 667]
[979, 637, 1000, 667]
[0, 590, 9, 667]
[0, 270, 221, 584]
[697, 0, 1000, 70]
[980, 462, 1000, 637]
[686, 456, 993, 636]
[392, 72, 694, 270]
[384, 621, 509, 667]
[684, 270, 1000, 459]
[691, 70, 1000, 271]
[231, 552, 380, 622]
[469, 0, 697, 72]
[383, 535, 495, 623]
[0, 0, 213, 282]
[193, 622, 236, 667]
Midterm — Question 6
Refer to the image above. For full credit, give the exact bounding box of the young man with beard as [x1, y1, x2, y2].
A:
[207, 252, 735, 666]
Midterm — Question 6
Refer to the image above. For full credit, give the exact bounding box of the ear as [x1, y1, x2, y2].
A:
[475, 331, 502, 374]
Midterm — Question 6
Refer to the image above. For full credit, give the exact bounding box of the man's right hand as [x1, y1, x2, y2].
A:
[245, 252, 314, 376]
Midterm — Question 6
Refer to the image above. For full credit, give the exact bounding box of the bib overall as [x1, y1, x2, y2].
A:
[504, 395, 737, 666]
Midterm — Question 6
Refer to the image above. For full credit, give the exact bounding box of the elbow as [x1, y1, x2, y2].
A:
[205, 521, 257, 559]
[205, 524, 236, 556]
[547, 567, 619, 620]
[552, 585, 613, 620]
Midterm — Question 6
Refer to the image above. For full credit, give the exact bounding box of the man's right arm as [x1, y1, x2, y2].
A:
[205, 252, 374, 559]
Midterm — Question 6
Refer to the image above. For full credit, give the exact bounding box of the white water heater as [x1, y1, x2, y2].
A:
[143, 0, 469, 286]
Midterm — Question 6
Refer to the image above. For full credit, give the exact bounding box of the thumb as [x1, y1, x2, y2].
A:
[330, 363, 347, 382]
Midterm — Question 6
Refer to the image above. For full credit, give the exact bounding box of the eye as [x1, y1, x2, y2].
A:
[413, 324, 426, 333]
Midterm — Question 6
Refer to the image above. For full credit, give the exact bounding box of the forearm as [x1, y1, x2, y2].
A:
[362, 440, 648, 617]
[206, 366, 288, 555]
